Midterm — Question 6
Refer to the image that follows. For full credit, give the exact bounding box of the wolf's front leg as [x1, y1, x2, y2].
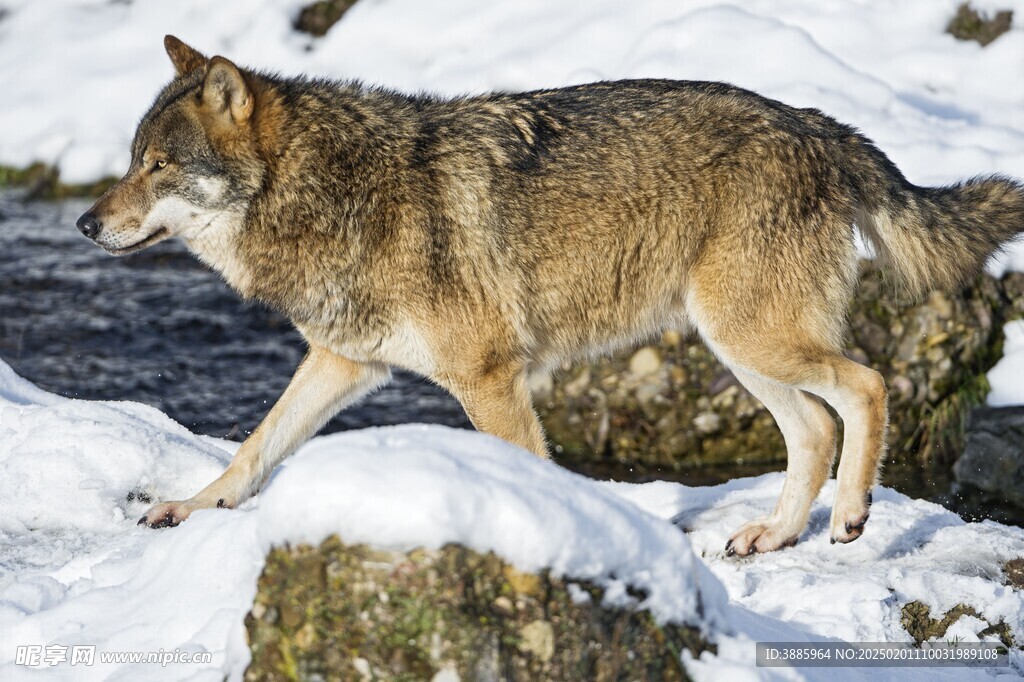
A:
[139, 347, 390, 528]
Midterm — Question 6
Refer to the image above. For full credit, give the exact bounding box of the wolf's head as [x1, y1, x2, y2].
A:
[77, 36, 264, 257]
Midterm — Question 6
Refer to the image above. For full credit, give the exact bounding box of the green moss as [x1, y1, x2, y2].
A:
[245, 536, 711, 681]
[918, 372, 990, 464]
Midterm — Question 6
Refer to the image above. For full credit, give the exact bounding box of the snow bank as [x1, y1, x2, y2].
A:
[988, 320, 1024, 407]
[614, 475, 1024, 645]
[2, 357, 1024, 680]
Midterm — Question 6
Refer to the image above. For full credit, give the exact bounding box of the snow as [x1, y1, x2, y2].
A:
[2, 0, 1024, 191]
[988, 320, 1024, 407]
[3, 1, 1024, 677]
[615, 475, 1024, 640]
[3, 358, 1024, 680]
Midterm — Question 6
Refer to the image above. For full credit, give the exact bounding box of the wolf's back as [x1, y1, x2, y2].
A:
[849, 138, 1024, 298]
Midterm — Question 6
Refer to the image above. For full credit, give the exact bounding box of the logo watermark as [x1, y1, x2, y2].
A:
[15, 644, 212, 667]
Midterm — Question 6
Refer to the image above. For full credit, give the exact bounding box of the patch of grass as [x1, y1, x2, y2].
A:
[0, 163, 115, 200]
[916, 372, 990, 465]
[947, 3, 1013, 46]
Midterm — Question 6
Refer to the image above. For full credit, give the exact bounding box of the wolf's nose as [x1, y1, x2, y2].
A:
[76, 212, 101, 240]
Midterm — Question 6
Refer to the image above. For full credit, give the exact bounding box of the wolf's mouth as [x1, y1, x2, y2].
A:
[105, 228, 171, 256]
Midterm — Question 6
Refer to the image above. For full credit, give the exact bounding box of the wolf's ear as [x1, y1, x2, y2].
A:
[202, 56, 254, 124]
[164, 35, 207, 77]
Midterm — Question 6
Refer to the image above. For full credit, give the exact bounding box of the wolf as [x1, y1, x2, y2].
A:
[77, 36, 1024, 554]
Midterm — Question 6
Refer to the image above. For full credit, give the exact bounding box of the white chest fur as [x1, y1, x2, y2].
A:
[183, 210, 251, 291]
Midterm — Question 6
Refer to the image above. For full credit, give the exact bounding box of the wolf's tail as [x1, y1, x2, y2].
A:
[848, 139, 1024, 299]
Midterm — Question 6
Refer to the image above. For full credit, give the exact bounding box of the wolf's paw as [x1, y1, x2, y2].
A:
[725, 517, 800, 557]
[137, 500, 197, 529]
[830, 490, 872, 544]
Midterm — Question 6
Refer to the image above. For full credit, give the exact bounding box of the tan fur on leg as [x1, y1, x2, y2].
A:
[726, 369, 836, 555]
[443, 363, 549, 458]
[139, 347, 389, 527]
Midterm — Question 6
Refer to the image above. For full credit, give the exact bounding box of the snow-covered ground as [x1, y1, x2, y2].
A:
[2, 360, 1024, 680]
[3, 1, 1024, 679]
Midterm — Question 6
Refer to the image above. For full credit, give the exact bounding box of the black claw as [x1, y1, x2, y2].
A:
[148, 512, 178, 529]
[845, 513, 869, 536]
[725, 538, 735, 557]
[137, 515, 147, 526]
[830, 537, 837, 545]
[782, 535, 798, 549]
[216, 498, 226, 509]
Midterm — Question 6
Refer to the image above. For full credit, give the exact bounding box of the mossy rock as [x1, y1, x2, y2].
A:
[0, 163, 116, 200]
[245, 536, 710, 681]
[901, 600, 1012, 648]
[294, 0, 359, 38]
[1004, 558, 1024, 590]
[947, 3, 1013, 47]
[537, 264, 1024, 474]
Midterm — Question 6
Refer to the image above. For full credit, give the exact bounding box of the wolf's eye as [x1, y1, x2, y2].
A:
[152, 159, 168, 172]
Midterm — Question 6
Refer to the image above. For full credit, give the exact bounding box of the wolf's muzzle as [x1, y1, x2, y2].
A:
[76, 212, 101, 240]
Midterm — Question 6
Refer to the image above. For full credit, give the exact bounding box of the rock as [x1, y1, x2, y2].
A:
[245, 536, 710, 681]
[901, 600, 1011, 647]
[526, 370, 554, 398]
[946, 3, 1013, 47]
[562, 367, 591, 398]
[662, 329, 683, 346]
[0, 162, 116, 200]
[537, 264, 1022, 475]
[628, 347, 662, 378]
[294, 0, 359, 37]
[953, 406, 1024, 507]
[518, 620, 554, 662]
[1004, 558, 1024, 590]
[693, 411, 722, 437]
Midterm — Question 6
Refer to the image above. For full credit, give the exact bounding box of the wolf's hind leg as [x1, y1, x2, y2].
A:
[709, 345, 885, 549]
[139, 347, 389, 528]
[798, 355, 887, 543]
[724, 369, 836, 555]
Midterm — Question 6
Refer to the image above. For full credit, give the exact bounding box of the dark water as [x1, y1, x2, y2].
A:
[1, 192, 1018, 526]
[0, 192, 472, 439]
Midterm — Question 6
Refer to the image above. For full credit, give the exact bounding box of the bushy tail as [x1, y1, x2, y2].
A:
[851, 143, 1024, 298]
